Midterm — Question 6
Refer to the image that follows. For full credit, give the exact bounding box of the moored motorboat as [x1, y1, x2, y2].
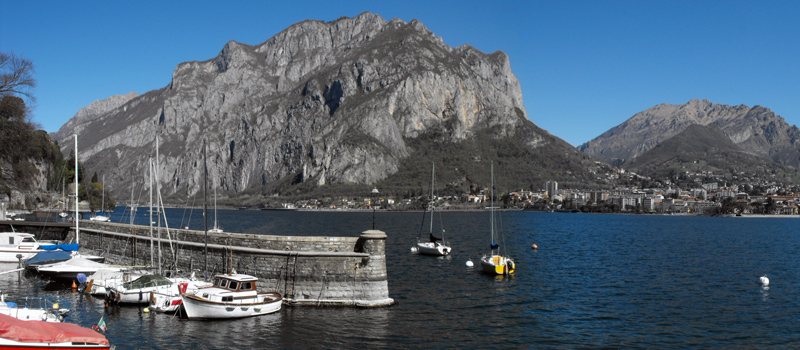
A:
[0, 232, 43, 263]
[106, 274, 174, 305]
[180, 273, 282, 319]
[35, 257, 125, 283]
[149, 278, 213, 313]
[0, 313, 111, 349]
[0, 297, 69, 323]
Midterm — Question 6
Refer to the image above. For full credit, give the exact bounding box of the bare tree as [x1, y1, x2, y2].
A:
[0, 51, 36, 100]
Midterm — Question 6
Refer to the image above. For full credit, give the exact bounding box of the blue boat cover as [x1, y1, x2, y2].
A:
[24, 250, 72, 265]
[39, 243, 79, 252]
[58, 243, 79, 252]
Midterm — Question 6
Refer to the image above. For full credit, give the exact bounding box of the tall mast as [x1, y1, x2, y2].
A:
[74, 134, 79, 245]
[101, 174, 104, 214]
[203, 140, 208, 279]
[156, 133, 161, 274]
[149, 157, 153, 268]
[490, 162, 494, 249]
[429, 162, 434, 234]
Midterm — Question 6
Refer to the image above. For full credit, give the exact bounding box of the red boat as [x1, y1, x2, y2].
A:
[0, 314, 112, 349]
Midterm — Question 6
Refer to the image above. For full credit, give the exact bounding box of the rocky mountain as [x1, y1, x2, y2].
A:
[51, 12, 600, 201]
[623, 123, 799, 183]
[579, 99, 800, 167]
[52, 92, 139, 142]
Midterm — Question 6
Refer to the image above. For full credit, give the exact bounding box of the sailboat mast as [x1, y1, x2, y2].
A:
[74, 134, 79, 245]
[101, 175, 104, 214]
[156, 134, 162, 274]
[429, 162, 434, 234]
[149, 157, 154, 268]
[214, 182, 218, 230]
[203, 141, 208, 279]
[490, 162, 494, 249]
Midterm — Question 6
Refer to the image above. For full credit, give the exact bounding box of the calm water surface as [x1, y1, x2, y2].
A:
[4, 210, 800, 349]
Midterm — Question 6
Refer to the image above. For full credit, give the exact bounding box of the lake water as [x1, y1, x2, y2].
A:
[3, 210, 799, 349]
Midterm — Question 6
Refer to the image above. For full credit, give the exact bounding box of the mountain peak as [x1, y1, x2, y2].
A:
[50, 13, 564, 200]
[580, 99, 800, 167]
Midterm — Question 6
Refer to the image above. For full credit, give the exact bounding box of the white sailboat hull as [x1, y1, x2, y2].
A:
[416, 241, 451, 256]
[480, 255, 515, 275]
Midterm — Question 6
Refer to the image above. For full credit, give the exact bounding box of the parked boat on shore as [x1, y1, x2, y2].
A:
[180, 273, 282, 319]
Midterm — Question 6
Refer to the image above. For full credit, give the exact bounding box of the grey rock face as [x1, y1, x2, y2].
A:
[51, 92, 139, 142]
[579, 99, 800, 166]
[51, 12, 536, 199]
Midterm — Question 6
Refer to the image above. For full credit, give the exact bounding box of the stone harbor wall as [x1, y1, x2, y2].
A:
[75, 221, 394, 307]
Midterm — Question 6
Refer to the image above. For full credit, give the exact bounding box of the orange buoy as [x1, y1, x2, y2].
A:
[71, 280, 77, 289]
[531, 243, 538, 250]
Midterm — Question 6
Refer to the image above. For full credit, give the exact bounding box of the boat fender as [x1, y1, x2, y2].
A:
[179, 282, 188, 294]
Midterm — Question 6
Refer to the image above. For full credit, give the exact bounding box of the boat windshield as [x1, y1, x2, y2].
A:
[21, 237, 35, 243]
[228, 281, 239, 290]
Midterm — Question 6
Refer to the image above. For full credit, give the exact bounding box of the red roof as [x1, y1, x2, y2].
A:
[0, 313, 109, 345]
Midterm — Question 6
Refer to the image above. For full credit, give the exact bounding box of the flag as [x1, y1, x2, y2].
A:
[97, 316, 107, 332]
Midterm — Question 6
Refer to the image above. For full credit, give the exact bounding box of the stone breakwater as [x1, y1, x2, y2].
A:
[77, 221, 394, 307]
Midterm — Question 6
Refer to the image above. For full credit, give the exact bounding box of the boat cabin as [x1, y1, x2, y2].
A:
[0, 232, 37, 249]
[212, 274, 258, 293]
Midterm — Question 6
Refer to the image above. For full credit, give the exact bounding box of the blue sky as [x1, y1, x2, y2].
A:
[2, 1, 798, 146]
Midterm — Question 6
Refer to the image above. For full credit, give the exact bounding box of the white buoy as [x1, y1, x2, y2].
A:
[465, 259, 474, 267]
[143, 307, 150, 313]
[759, 275, 769, 286]
[410, 247, 418, 253]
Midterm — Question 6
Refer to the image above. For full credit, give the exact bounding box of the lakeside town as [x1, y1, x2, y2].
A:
[273, 168, 800, 217]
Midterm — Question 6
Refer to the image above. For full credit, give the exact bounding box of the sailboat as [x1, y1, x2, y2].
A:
[89, 176, 110, 222]
[59, 179, 68, 218]
[415, 162, 451, 256]
[209, 182, 223, 234]
[480, 163, 515, 275]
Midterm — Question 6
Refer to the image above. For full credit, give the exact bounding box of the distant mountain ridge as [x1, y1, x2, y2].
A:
[579, 99, 800, 167]
[623, 123, 799, 183]
[50, 12, 600, 201]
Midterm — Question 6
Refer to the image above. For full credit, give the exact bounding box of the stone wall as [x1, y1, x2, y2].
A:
[75, 221, 394, 307]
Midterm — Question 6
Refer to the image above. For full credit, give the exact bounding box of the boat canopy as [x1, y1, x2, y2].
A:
[122, 274, 172, 290]
[39, 243, 79, 251]
[0, 313, 109, 345]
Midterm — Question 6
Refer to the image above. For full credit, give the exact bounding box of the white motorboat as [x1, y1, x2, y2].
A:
[0, 295, 68, 323]
[0, 232, 42, 262]
[0, 313, 111, 349]
[150, 277, 213, 313]
[36, 256, 124, 283]
[89, 215, 110, 222]
[180, 273, 282, 319]
[107, 274, 175, 305]
[83, 269, 146, 297]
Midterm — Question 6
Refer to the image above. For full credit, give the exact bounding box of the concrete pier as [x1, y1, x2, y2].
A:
[76, 221, 394, 307]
